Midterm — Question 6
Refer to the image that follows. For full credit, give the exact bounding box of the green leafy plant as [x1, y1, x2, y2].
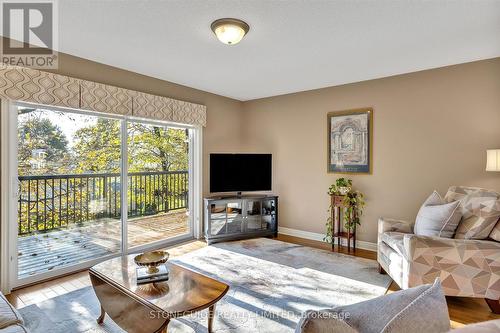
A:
[324, 178, 365, 243]
[336, 177, 352, 188]
[324, 205, 334, 243]
[327, 177, 352, 195]
[342, 190, 365, 230]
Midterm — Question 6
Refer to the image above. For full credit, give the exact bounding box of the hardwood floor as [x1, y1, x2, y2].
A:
[6, 234, 500, 329]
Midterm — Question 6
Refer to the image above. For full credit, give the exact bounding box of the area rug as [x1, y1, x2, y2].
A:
[20, 238, 391, 332]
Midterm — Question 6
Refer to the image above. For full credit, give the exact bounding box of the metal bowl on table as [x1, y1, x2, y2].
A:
[134, 250, 170, 274]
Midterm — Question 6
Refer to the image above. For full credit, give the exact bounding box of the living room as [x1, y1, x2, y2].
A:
[0, 1, 499, 332]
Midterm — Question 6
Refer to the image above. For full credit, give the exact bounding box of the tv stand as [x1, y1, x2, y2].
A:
[204, 195, 278, 245]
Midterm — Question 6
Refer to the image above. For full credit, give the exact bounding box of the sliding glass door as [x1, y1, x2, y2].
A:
[127, 121, 191, 249]
[16, 106, 122, 280]
[12, 103, 194, 286]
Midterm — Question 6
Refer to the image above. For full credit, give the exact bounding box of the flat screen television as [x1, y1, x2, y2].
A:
[210, 153, 272, 193]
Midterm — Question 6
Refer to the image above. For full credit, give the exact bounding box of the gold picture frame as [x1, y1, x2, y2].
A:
[327, 108, 373, 174]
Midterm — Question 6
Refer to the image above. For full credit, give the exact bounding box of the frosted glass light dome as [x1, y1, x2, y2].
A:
[211, 18, 249, 45]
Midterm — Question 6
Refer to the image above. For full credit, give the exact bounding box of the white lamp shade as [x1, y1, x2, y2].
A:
[486, 149, 500, 171]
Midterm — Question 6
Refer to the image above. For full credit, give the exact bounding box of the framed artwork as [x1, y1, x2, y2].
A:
[327, 108, 373, 174]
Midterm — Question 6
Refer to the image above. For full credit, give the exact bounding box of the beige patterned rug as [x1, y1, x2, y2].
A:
[21, 238, 391, 332]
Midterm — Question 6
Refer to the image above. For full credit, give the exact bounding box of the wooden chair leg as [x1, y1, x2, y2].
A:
[378, 263, 386, 275]
[485, 298, 500, 314]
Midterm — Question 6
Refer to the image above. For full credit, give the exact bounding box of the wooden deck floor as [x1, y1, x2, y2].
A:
[18, 210, 189, 278]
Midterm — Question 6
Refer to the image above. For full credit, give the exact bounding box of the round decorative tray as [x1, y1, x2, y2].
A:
[134, 250, 170, 274]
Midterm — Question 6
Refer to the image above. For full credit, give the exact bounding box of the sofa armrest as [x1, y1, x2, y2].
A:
[403, 235, 500, 298]
[378, 217, 413, 244]
[0, 293, 24, 329]
[378, 217, 413, 234]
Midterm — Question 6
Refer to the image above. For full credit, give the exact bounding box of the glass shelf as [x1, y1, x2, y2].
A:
[205, 196, 278, 244]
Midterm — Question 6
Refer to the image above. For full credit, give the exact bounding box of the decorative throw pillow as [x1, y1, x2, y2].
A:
[296, 279, 450, 333]
[444, 186, 500, 239]
[381, 279, 450, 333]
[414, 191, 462, 238]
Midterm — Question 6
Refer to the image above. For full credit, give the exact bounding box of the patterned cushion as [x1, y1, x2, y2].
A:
[0, 293, 23, 329]
[444, 186, 500, 239]
[405, 235, 500, 299]
[488, 220, 500, 242]
[414, 191, 462, 238]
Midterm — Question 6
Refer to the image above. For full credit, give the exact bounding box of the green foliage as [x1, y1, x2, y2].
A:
[324, 206, 334, 243]
[327, 177, 353, 195]
[324, 178, 365, 243]
[72, 121, 188, 173]
[128, 123, 188, 172]
[18, 113, 70, 175]
[342, 190, 365, 230]
[336, 178, 352, 188]
[73, 119, 121, 173]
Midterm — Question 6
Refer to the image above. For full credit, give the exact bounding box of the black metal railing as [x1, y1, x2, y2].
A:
[18, 171, 188, 235]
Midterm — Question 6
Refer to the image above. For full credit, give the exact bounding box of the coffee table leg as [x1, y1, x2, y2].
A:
[208, 304, 216, 332]
[159, 318, 170, 333]
[97, 305, 105, 324]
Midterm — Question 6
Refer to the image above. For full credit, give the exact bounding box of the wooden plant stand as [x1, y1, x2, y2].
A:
[330, 194, 356, 252]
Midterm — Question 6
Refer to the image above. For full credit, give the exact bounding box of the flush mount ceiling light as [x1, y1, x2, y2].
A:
[211, 18, 249, 45]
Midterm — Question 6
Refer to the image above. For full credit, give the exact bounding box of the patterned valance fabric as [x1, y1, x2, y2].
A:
[0, 63, 206, 126]
[80, 79, 134, 116]
[0, 65, 80, 109]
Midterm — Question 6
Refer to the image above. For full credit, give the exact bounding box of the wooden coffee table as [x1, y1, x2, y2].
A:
[89, 255, 229, 333]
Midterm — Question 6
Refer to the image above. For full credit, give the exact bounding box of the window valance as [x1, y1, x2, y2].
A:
[0, 63, 207, 127]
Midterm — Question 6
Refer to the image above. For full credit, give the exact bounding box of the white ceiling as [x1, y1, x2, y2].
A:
[54, 0, 500, 101]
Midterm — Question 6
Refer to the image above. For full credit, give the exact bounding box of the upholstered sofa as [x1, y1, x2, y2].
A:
[0, 292, 29, 333]
[377, 186, 500, 313]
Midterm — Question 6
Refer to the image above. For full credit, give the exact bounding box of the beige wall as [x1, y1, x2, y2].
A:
[4, 43, 500, 245]
[47, 52, 244, 197]
[242, 58, 500, 244]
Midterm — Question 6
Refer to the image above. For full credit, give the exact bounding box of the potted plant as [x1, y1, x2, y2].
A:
[327, 177, 352, 196]
[325, 178, 365, 243]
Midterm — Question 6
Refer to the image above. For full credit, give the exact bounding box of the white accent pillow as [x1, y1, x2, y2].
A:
[414, 191, 462, 238]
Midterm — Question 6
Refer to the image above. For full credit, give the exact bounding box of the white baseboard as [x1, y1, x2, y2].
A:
[278, 227, 377, 252]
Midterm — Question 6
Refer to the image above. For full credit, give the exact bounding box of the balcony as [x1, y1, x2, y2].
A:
[17, 170, 189, 278]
